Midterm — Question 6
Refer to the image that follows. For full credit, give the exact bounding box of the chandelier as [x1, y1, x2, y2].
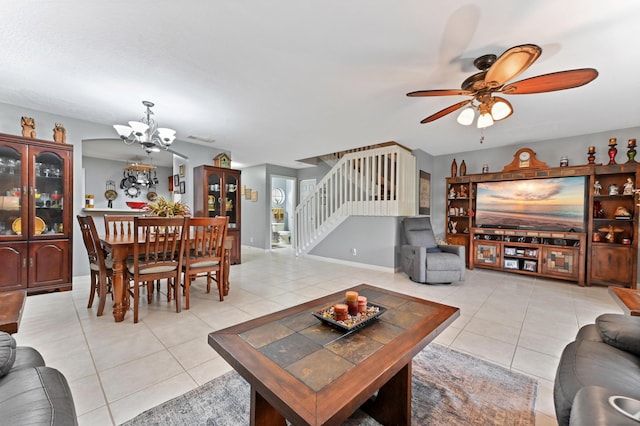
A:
[113, 101, 176, 153]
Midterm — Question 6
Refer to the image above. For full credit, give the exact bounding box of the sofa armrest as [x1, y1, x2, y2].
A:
[400, 244, 427, 283]
[438, 244, 466, 280]
[570, 386, 639, 426]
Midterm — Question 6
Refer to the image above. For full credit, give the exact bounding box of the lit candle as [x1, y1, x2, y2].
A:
[357, 296, 367, 313]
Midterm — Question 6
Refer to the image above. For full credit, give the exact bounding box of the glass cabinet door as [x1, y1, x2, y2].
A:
[32, 150, 66, 238]
[207, 171, 222, 217]
[0, 143, 26, 239]
[225, 173, 239, 229]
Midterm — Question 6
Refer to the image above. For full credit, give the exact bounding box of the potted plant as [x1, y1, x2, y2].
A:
[143, 196, 191, 217]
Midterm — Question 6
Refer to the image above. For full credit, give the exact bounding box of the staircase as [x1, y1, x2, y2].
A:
[294, 144, 416, 255]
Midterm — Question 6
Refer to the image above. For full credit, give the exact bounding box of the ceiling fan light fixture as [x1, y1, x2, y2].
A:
[491, 98, 513, 121]
[457, 107, 475, 125]
[477, 112, 494, 128]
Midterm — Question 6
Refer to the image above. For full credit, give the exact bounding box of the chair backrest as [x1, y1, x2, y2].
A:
[185, 216, 229, 269]
[104, 215, 135, 237]
[77, 215, 109, 275]
[402, 217, 438, 249]
[132, 216, 188, 279]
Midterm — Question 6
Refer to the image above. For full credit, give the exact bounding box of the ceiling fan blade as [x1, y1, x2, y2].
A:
[485, 44, 542, 88]
[420, 100, 472, 123]
[407, 89, 473, 97]
[500, 68, 598, 94]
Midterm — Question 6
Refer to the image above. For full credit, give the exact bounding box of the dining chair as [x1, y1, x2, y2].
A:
[104, 214, 135, 237]
[77, 215, 113, 316]
[128, 216, 188, 323]
[182, 216, 229, 307]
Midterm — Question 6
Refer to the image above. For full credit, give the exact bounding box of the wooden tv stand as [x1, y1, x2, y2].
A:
[469, 228, 586, 285]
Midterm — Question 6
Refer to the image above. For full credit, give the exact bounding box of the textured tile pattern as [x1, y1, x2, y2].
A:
[12, 246, 623, 425]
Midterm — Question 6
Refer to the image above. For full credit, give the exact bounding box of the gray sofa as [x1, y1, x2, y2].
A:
[400, 216, 465, 284]
[0, 332, 77, 425]
[554, 313, 640, 425]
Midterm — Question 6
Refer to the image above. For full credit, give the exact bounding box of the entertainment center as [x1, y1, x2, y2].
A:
[446, 147, 639, 288]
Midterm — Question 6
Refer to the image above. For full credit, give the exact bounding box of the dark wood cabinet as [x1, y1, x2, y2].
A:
[193, 165, 241, 264]
[452, 153, 638, 288]
[587, 164, 639, 287]
[470, 228, 586, 284]
[445, 178, 475, 266]
[0, 133, 73, 293]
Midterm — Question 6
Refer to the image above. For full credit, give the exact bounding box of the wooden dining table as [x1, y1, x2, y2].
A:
[100, 234, 233, 323]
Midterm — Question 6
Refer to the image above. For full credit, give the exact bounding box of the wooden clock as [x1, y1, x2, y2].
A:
[502, 148, 548, 171]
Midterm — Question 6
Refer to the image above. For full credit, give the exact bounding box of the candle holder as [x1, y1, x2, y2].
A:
[627, 139, 637, 163]
[587, 146, 596, 164]
[608, 138, 618, 165]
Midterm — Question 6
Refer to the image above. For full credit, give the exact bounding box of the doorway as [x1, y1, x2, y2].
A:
[271, 176, 296, 249]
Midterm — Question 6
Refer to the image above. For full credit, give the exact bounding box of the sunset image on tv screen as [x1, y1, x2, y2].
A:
[475, 176, 586, 231]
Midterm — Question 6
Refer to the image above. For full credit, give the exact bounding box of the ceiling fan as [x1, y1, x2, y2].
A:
[407, 44, 598, 128]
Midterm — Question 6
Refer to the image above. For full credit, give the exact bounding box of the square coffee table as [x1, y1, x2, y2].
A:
[208, 284, 459, 425]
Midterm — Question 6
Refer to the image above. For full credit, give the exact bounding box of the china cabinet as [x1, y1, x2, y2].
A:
[193, 165, 241, 264]
[0, 133, 73, 293]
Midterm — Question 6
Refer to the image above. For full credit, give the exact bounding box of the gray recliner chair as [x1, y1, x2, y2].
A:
[400, 217, 465, 284]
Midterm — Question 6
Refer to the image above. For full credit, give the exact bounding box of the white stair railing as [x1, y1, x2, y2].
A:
[295, 145, 416, 255]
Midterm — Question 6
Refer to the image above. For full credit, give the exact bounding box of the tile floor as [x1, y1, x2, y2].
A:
[13, 246, 622, 426]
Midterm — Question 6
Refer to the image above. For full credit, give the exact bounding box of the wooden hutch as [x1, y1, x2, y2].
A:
[193, 165, 242, 264]
[446, 148, 639, 288]
[0, 133, 73, 294]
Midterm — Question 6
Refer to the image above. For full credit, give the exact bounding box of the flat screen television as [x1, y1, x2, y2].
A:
[475, 176, 587, 232]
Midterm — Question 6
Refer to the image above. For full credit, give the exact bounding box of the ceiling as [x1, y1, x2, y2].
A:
[1, 1, 639, 169]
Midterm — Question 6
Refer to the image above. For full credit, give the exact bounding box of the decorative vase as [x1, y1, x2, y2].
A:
[451, 159, 457, 178]
[627, 139, 637, 163]
[608, 138, 617, 165]
[459, 160, 466, 176]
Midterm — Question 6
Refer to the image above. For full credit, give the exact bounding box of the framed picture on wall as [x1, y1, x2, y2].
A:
[179, 181, 186, 194]
[178, 164, 185, 177]
[419, 170, 431, 215]
[168, 176, 174, 192]
[173, 174, 180, 187]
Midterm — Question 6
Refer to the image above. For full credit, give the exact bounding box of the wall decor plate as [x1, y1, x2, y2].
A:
[104, 189, 118, 200]
[12, 216, 46, 235]
[147, 191, 158, 201]
[125, 186, 140, 198]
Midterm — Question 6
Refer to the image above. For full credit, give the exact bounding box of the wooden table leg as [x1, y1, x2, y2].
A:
[111, 257, 127, 322]
[250, 386, 287, 426]
[223, 236, 233, 296]
[362, 361, 411, 425]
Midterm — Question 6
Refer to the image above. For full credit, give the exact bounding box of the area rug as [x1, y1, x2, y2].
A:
[121, 344, 537, 425]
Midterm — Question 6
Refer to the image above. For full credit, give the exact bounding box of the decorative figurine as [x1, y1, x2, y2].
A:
[449, 188, 456, 199]
[615, 206, 631, 217]
[608, 184, 619, 195]
[608, 138, 618, 165]
[459, 185, 468, 198]
[587, 146, 596, 164]
[598, 224, 624, 243]
[449, 221, 457, 233]
[627, 139, 637, 163]
[53, 123, 66, 143]
[593, 180, 602, 196]
[21, 116, 36, 138]
[623, 178, 635, 195]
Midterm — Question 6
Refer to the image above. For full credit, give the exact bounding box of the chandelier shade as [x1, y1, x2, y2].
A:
[113, 101, 176, 154]
[456, 96, 513, 128]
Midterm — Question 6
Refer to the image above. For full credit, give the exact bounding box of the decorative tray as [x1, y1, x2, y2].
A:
[312, 302, 387, 332]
